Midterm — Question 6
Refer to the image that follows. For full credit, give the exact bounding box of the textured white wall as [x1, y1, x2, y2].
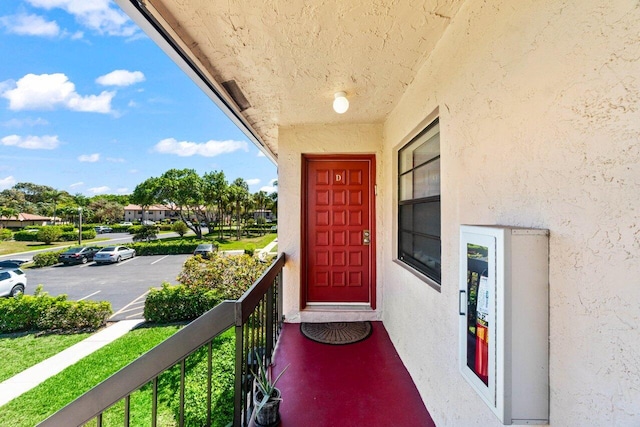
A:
[381, 0, 640, 426]
[278, 124, 384, 323]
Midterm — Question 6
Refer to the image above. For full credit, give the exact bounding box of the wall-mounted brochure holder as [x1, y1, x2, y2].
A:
[459, 225, 549, 425]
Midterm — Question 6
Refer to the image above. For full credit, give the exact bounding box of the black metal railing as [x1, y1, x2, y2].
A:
[38, 253, 285, 427]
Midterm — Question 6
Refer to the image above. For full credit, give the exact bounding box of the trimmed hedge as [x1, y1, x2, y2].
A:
[0, 286, 112, 333]
[13, 230, 40, 241]
[128, 240, 203, 256]
[32, 250, 65, 267]
[144, 283, 221, 323]
[13, 228, 96, 243]
[144, 254, 269, 323]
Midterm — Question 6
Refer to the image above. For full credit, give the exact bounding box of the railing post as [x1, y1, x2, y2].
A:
[277, 266, 284, 329]
[265, 285, 274, 362]
[234, 302, 243, 427]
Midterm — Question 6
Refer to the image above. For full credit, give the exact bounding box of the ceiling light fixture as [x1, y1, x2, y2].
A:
[333, 91, 349, 114]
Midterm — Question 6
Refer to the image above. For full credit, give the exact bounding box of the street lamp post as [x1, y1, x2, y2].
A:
[78, 207, 83, 246]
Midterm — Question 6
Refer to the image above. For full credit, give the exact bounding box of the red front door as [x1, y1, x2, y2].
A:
[302, 155, 376, 307]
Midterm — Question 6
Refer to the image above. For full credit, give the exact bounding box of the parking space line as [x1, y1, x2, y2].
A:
[151, 255, 169, 265]
[115, 257, 136, 266]
[110, 290, 148, 320]
[78, 290, 101, 301]
[126, 311, 144, 319]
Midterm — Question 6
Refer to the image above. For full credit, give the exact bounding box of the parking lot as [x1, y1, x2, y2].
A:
[24, 254, 190, 321]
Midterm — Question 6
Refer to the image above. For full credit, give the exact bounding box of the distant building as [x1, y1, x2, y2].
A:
[123, 204, 179, 223]
[253, 209, 274, 222]
[0, 213, 51, 228]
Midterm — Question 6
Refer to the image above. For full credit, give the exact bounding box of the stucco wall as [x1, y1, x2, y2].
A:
[278, 123, 384, 323]
[381, 0, 640, 426]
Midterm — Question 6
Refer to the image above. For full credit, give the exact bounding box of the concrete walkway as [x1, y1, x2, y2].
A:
[258, 238, 278, 260]
[0, 319, 144, 407]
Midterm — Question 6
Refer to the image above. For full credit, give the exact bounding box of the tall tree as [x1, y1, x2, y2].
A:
[228, 178, 249, 240]
[203, 171, 228, 239]
[130, 177, 162, 224]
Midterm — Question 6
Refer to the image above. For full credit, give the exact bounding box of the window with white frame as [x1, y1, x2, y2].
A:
[398, 119, 441, 284]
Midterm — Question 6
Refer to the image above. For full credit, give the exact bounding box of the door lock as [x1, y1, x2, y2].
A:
[363, 230, 370, 245]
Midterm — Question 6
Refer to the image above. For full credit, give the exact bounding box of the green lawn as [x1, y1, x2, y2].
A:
[0, 325, 181, 427]
[0, 238, 111, 257]
[0, 332, 91, 383]
[0, 233, 276, 257]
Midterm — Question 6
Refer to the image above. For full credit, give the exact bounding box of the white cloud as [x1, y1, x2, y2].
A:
[69, 181, 84, 188]
[106, 157, 125, 163]
[260, 179, 278, 193]
[257, 151, 266, 157]
[116, 187, 129, 194]
[246, 178, 261, 186]
[129, 169, 138, 174]
[152, 138, 249, 157]
[1, 117, 49, 128]
[96, 70, 145, 87]
[1, 134, 59, 150]
[26, 0, 138, 37]
[2, 73, 114, 113]
[0, 13, 60, 37]
[78, 153, 100, 162]
[260, 185, 277, 193]
[0, 175, 16, 190]
[88, 185, 109, 194]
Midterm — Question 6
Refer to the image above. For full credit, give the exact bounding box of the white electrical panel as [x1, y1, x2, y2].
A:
[459, 225, 549, 425]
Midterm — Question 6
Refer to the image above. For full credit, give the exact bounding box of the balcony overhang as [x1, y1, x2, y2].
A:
[116, 0, 464, 160]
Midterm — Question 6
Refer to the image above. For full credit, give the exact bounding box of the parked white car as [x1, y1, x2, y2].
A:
[94, 246, 136, 264]
[0, 268, 27, 297]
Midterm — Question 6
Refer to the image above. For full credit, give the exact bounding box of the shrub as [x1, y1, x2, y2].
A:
[0, 286, 112, 333]
[244, 244, 256, 256]
[33, 250, 64, 267]
[37, 226, 62, 244]
[178, 253, 269, 300]
[13, 230, 40, 241]
[171, 221, 189, 237]
[132, 225, 158, 242]
[60, 225, 74, 232]
[128, 240, 200, 256]
[59, 230, 96, 241]
[144, 283, 221, 323]
[0, 228, 12, 241]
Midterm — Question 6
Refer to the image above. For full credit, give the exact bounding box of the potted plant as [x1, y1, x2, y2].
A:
[251, 353, 289, 427]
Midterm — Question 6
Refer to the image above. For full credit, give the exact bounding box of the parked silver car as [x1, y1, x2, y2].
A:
[0, 268, 27, 297]
[94, 246, 136, 264]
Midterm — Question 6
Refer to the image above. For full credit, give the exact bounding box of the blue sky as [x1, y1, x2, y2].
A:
[0, 0, 277, 196]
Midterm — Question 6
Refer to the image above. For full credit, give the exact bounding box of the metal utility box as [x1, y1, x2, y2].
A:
[459, 225, 549, 424]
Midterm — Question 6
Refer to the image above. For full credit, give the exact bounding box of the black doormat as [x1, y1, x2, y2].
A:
[300, 321, 372, 345]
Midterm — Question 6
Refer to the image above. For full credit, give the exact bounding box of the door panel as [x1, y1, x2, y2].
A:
[303, 156, 375, 305]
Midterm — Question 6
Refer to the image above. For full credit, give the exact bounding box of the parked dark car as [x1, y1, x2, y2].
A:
[58, 246, 102, 265]
[193, 243, 216, 259]
[0, 259, 28, 269]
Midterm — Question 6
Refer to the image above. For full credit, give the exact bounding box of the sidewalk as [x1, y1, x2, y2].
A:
[258, 238, 278, 260]
[0, 319, 144, 407]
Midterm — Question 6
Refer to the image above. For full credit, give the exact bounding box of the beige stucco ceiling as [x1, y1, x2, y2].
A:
[140, 0, 464, 157]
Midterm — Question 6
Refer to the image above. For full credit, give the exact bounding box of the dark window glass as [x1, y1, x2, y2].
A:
[398, 119, 441, 284]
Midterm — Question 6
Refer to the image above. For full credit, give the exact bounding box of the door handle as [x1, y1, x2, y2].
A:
[459, 290, 466, 315]
[363, 230, 370, 245]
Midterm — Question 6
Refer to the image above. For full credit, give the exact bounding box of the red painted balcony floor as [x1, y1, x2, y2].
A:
[270, 322, 436, 426]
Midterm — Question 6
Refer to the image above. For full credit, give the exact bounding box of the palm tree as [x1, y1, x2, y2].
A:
[228, 178, 249, 240]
